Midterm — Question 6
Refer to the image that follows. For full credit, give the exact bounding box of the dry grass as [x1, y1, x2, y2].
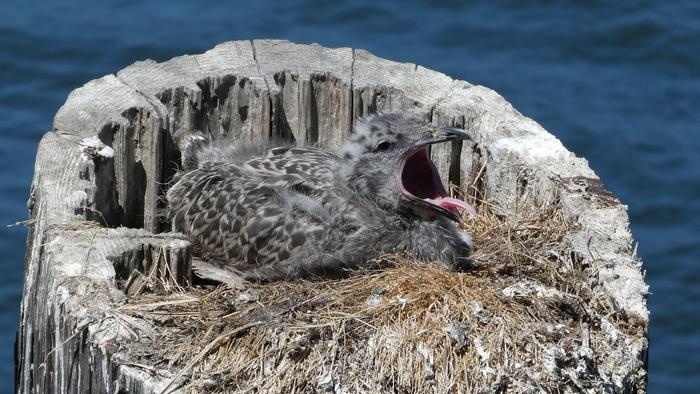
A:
[115, 193, 645, 394]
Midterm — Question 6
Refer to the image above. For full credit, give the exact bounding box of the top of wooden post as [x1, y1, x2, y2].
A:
[17, 40, 648, 393]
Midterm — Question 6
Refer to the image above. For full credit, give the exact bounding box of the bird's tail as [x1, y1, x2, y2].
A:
[180, 133, 210, 171]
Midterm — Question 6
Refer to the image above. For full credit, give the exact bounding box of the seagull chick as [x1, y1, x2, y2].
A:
[167, 113, 476, 283]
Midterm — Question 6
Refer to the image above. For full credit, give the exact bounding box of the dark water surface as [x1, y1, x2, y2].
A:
[1, 0, 698, 391]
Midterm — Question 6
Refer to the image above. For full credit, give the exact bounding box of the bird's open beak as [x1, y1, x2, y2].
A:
[396, 127, 476, 221]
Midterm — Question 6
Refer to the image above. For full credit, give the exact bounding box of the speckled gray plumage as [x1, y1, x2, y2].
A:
[167, 113, 474, 282]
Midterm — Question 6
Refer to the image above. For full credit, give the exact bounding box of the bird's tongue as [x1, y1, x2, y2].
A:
[425, 196, 477, 217]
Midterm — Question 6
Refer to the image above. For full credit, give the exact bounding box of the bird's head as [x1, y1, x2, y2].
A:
[338, 113, 476, 221]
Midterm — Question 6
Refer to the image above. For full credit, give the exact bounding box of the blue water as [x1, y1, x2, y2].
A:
[1, 0, 698, 391]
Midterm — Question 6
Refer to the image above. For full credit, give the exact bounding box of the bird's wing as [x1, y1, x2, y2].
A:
[242, 146, 337, 188]
[167, 161, 336, 279]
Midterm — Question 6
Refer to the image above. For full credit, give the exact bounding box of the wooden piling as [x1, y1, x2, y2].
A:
[16, 40, 648, 393]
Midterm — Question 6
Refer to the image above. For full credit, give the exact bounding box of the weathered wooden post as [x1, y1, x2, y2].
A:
[16, 40, 648, 393]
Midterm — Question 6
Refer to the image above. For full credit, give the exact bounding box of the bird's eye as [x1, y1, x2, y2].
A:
[376, 140, 392, 151]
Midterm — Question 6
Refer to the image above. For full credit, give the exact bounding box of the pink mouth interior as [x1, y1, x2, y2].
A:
[398, 148, 477, 217]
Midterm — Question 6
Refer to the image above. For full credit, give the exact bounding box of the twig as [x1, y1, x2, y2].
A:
[158, 321, 263, 394]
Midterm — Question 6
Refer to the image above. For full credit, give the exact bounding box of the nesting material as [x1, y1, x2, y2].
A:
[114, 191, 647, 394]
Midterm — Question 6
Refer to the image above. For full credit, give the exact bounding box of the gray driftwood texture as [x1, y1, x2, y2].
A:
[16, 40, 648, 393]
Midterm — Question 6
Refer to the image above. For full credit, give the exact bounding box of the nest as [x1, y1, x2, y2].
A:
[114, 191, 646, 394]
